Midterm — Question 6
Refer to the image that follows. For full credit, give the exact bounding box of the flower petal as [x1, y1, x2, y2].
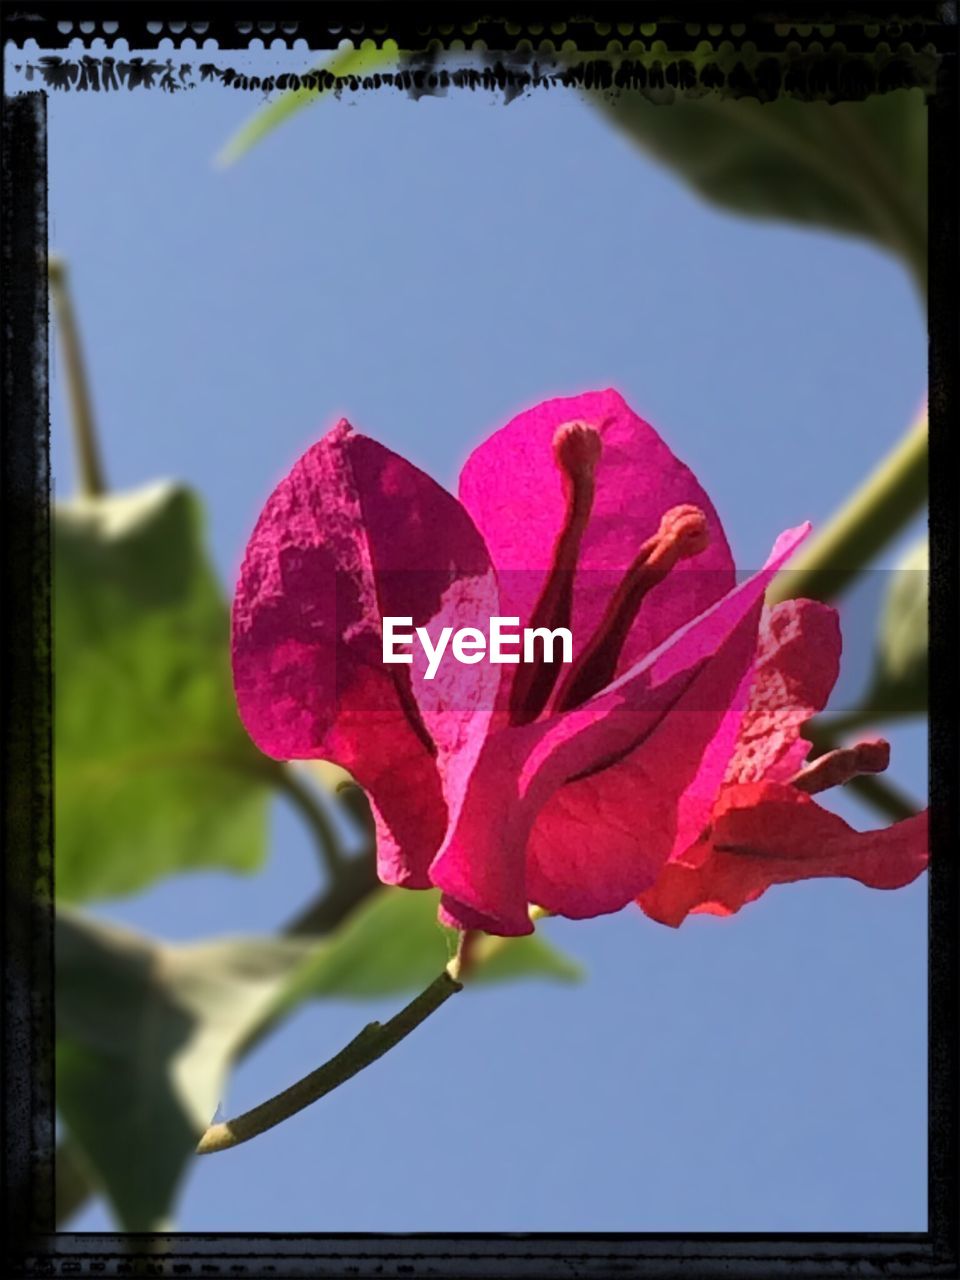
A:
[525, 654, 756, 919]
[724, 599, 841, 786]
[430, 524, 810, 934]
[231, 420, 498, 887]
[458, 390, 735, 687]
[637, 781, 929, 927]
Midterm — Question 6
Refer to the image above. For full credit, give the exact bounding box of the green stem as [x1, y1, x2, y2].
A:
[218, 779, 377, 1058]
[844, 770, 920, 824]
[47, 254, 108, 498]
[271, 763, 347, 879]
[763, 405, 928, 825]
[196, 904, 548, 1156]
[196, 969, 463, 1154]
[766, 406, 927, 608]
[807, 724, 920, 823]
[237, 848, 379, 1060]
[284, 851, 379, 936]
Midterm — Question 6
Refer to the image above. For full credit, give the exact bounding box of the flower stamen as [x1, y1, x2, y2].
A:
[790, 738, 890, 795]
[551, 504, 710, 714]
[508, 421, 602, 726]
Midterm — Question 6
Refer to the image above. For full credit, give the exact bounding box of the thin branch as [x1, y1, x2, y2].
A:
[766, 406, 927, 608]
[236, 848, 380, 1060]
[807, 725, 921, 823]
[196, 900, 553, 1156]
[283, 853, 380, 936]
[272, 763, 348, 879]
[843, 771, 920, 823]
[47, 253, 108, 498]
[196, 969, 463, 1154]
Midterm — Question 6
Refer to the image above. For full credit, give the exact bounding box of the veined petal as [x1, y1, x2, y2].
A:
[638, 781, 929, 927]
[458, 390, 735, 693]
[231, 420, 498, 887]
[430, 524, 810, 934]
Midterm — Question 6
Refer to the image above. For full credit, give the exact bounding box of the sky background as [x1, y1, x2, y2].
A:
[22, 43, 929, 1232]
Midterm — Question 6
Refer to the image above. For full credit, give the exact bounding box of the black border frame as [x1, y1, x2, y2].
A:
[2, 5, 957, 1276]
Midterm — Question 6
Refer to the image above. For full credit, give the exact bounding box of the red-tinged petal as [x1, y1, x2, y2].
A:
[458, 390, 735, 690]
[430, 524, 810, 934]
[525, 658, 756, 919]
[724, 599, 841, 786]
[231, 420, 499, 888]
[637, 781, 929, 927]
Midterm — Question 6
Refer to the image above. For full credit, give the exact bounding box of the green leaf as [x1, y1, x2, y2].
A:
[56, 908, 316, 1230]
[54, 481, 273, 903]
[596, 89, 928, 292]
[57, 895, 580, 1228]
[220, 48, 928, 295]
[470, 925, 583, 987]
[274, 886, 582, 1011]
[217, 43, 402, 167]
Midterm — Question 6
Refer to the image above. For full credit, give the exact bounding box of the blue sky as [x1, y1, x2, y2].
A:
[33, 52, 927, 1231]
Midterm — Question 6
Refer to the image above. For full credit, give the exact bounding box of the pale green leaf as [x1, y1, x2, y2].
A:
[57, 893, 580, 1228]
[217, 44, 402, 167]
[56, 908, 315, 1230]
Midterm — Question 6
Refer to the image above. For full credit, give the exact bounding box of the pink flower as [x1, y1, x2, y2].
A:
[637, 599, 928, 926]
[232, 390, 927, 936]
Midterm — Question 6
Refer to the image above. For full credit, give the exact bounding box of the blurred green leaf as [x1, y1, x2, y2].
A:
[217, 43, 402, 167]
[55, 480, 272, 903]
[56, 908, 315, 1230]
[221, 48, 928, 294]
[824, 535, 928, 734]
[597, 89, 928, 292]
[221, 47, 927, 295]
[57, 893, 579, 1227]
[273, 885, 582, 1011]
